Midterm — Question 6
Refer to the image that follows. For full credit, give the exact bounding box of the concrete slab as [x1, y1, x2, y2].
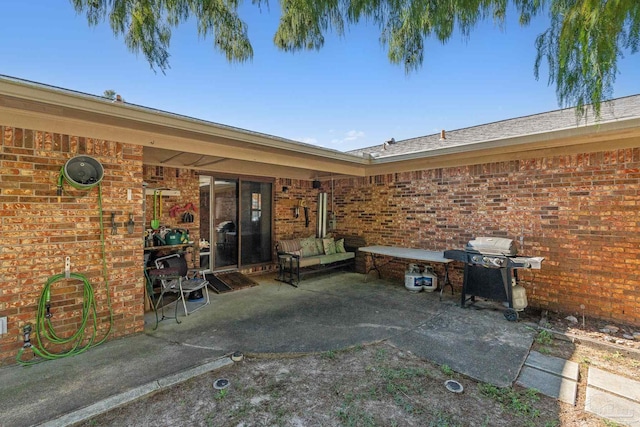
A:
[588, 367, 640, 402]
[516, 365, 578, 405]
[0, 334, 227, 427]
[524, 350, 579, 380]
[148, 273, 448, 355]
[585, 387, 640, 426]
[0, 272, 540, 427]
[389, 302, 537, 387]
[39, 358, 233, 427]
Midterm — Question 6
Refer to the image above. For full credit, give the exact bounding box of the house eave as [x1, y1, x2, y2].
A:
[2, 76, 639, 179]
[0, 76, 367, 177]
[365, 117, 640, 173]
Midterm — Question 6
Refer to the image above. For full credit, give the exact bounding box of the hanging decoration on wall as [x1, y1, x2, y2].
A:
[169, 202, 197, 223]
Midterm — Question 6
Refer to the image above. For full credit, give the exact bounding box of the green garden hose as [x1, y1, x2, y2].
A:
[17, 170, 113, 365]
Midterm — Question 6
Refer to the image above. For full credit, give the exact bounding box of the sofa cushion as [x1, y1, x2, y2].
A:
[297, 255, 322, 268]
[319, 252, 355, 265]
[300, 237, 321, 257]
[335, 238, 346, 253]
[279, 239, 301, 253]
[323, 238, 336, 255]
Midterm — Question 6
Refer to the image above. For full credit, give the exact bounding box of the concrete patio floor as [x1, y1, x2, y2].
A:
[0, 272, 538, 427]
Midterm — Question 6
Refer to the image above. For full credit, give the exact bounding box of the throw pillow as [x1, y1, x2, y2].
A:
[323, 238, 337, 255]
[335, 238, 346, 253]
[301, 237, 319, 257]
[279, 239, 301, 253]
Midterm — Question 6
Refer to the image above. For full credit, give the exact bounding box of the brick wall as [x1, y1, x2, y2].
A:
[274, 178, 322, 242]
[4, 121, 634, 367]
[0, 126, 145, 366]
[328, 149, 640, 326]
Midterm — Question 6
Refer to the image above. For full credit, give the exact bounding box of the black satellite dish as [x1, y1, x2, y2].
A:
[63, 156, 104, 188]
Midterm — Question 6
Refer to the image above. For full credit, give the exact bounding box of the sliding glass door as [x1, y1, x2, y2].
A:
[199, 176, 271, 270]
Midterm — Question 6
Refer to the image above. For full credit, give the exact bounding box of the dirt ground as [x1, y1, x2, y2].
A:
[78, 309, 639, 427]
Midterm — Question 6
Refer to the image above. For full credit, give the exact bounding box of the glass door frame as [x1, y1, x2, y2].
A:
[199, 173, 274, 271]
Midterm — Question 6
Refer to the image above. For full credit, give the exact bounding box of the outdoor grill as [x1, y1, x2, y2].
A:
[444, 237, 544, 321]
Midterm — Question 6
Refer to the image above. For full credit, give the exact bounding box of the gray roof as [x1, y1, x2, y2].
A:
[348, 95, 640, 159]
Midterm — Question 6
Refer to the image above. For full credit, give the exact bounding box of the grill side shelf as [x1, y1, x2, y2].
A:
[443, 249, 466, 262]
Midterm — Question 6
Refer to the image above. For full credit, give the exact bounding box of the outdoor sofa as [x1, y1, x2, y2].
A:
[276, 235, 356, 286]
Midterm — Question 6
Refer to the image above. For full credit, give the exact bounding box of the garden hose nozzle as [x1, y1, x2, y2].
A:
[22, 324, 32, 348]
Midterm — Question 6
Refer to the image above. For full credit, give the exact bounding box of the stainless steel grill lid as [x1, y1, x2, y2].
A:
[465, 237, 516, 256]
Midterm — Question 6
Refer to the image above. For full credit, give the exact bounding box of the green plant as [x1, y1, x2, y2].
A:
[337, 404, 375, 427]
[478, 383, 541, 420]
[375, 348, 387, 361]
[205, 412, 217, 427]
[428, 411, 462, 427]
[536, 330, 554, 346]
[322, 350, 337, 359]
[440, 364, 454, 376]
[229, 401, 251, 419]
[271, 405, 288, 423]
[214, 388, 228, 400]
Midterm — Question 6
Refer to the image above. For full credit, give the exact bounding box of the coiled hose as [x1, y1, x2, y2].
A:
[17, 177, 113, 365]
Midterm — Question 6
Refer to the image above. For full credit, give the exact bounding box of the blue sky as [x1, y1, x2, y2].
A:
[1, 1, 638, 152]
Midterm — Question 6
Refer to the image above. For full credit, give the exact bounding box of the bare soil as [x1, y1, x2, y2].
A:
[76, 308, 640, 427]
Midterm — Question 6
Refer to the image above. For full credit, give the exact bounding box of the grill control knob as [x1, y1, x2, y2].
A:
[472, 255, 481, 264]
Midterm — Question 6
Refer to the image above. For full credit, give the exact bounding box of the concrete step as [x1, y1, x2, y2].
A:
[524, 350, 579, 380]
[517, 365, 578, 405]
[585, 367, 640, 426]
[516, 351, 579, 405]
[588, 367, 640, 402]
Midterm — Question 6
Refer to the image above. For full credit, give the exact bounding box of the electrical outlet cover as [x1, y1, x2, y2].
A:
[0, 317, 7, 335]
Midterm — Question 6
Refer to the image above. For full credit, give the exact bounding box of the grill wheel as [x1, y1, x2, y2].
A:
[504, 308, 518, 322]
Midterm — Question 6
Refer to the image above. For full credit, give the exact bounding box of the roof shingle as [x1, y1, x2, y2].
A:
[348, 95, 640, 158]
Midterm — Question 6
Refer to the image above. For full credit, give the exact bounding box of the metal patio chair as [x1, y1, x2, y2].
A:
[152, 253, 210, 324]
